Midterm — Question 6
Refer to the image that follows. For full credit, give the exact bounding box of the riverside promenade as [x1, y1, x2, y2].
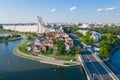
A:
[13, 47, 80, 67]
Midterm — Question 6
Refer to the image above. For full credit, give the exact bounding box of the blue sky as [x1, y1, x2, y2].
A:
[0, 0, 120, 23]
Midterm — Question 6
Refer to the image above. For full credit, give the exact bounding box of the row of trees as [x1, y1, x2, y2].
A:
[0, 34, 21, 41]
[99, 33, 120, 58]
[95, 25, 120, 35]
[67, 46, 82, 55]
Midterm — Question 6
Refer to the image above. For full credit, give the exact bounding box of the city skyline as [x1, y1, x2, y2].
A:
[0, 0, 120, 23]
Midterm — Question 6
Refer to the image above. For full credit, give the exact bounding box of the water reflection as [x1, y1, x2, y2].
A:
[108, 49, 120, 76]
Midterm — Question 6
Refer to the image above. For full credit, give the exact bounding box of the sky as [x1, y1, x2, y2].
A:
[0, 0, 120, 23]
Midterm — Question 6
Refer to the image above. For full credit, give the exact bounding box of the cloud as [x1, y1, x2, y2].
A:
[50, 9, 56, 13]
[97, 7, 117, 12]
[97, 8, 104, 12]
[70, 6, 77, 11]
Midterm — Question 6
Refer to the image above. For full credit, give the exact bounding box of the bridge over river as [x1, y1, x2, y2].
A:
[77, 51, 119, 80]
[66, 31, 119, 80]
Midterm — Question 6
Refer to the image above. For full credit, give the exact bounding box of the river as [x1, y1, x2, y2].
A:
[0, 40, 86, 80]
[108, 49, 120, 77]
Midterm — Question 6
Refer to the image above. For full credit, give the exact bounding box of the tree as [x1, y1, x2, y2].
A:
[99, 48, 104, 58]
[103, 48, 109, 58]
[54, 40, 66, 55]
[45, 48, 53, 55]
[86, 31, 91, 37]
[0, 78, 4, 80]
[68, 46, 82, 55]
[27, 35, 33, 40]
[74, 46, 82, 54]
[81, 31, 94, 45]
[95, 26, 120, 35]
[4, 36, 8, 41]
[99, 47, 110, 58]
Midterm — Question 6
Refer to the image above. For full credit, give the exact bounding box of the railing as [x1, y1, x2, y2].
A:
[77, 54, 92, 80]
[81, 41, 119, 80]
[93, 54, 119, 80]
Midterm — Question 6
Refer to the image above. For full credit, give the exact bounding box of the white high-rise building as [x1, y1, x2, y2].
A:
[37, 16, 46, 33]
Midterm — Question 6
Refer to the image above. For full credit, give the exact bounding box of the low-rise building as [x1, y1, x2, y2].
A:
[91, 31, 101, 42]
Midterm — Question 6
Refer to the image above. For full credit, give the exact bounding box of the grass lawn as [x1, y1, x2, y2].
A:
[54, 55, 77, 61]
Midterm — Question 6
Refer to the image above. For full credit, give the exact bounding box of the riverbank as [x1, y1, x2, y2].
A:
[0, 39, 86, 80]
[0, 78, 4, 80]
[0, 37, 22, 43]
[0, 31, 22, 43]
[13, 45, 80, 67]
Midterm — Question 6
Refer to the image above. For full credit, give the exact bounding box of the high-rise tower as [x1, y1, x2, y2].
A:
[37, 16, 43, 33]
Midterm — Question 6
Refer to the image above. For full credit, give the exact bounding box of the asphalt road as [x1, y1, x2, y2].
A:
[66, 32, 114, 80]
[82, 51, 113, 80]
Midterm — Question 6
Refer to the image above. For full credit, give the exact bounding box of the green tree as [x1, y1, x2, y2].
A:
[0, 78, 4, 80]
[54, 40, 66, 55]
[68, 46, 82, 55]
[45, 48, 53, 55]
[81, 31, 94, 45]
[99, 48, 104, 58]
[27, 35, 33, 41]
[99, 47, 110, 58]
[4, 36, 8, 41]
[103, 48, 109, 58]
[74, 46, 82, 54]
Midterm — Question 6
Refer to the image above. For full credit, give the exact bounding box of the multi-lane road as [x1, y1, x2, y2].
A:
[82, 51, 114, 80]
[66, 32, 119, 80]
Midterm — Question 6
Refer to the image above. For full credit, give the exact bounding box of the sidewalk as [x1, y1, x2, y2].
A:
[13, 47, 80, 67]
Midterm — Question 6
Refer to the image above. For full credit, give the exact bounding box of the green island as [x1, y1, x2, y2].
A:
[13, 31, 82, 67]
[0, 30, 22, 43]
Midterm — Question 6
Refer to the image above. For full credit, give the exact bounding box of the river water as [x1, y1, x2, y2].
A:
[0, 40, 86, 80]
[108, 49, 120, 76]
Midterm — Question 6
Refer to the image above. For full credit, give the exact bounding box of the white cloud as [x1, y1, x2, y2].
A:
[50, 9, 56, 13]
[97, 8, 104, 12]
[97, 7, 117, 12]
[70, 6, 77, 11]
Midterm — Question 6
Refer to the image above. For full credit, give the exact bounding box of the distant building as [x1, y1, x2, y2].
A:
[78, 23, 94, 29]
[37, 16, 46, 33]
[3, 17, 63, 33]
[3, 23, 38, 32]
[91, 31, 101, 42]
[78, 30, 88, 35]
[3, 16, 46, 33]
